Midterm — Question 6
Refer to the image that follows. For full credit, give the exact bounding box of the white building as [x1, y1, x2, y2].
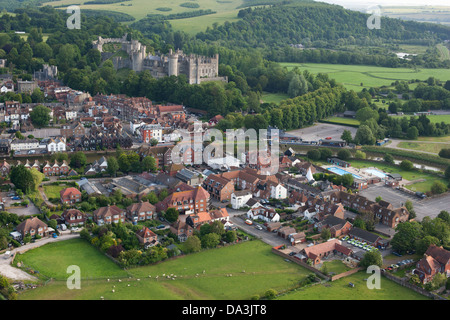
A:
[247, 206, 280, 223]
[207, 155, 241, 170]
[231, 190, 253, 210]
[270, 183, 288, 200]
[140, 124, 163, 143]
[47, 137, 66, 153]
[65, 110, 78, 121]
[10, 138, 40, 151]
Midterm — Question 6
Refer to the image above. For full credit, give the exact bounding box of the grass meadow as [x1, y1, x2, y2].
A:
[17, 238, 313, 300]
[278, 63, 450, 92]
[277, 271, 428, 300]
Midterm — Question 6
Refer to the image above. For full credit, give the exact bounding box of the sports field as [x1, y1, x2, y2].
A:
[278, 63, 450, 92]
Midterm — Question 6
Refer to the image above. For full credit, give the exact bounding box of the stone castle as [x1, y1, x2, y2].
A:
[92, 35, 227, 85]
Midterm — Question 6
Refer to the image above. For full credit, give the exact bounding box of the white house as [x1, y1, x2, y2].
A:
[247, 206, 280, 222]
[47, 137, 66, 153]
[207, 155, 241, 171]
[140, 124, 163, 143]
[231, 190, 253, 209]
[270, 183, 288, 200]
[65, 110, 78, 121]
[10, 138, 40, 151]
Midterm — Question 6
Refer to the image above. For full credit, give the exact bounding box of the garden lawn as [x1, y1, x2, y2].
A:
[43, 184, 70, 200]
[18, 239, 313, 300]
[321, 260, 352, 275]
[277, 271, 428, 300]
[323, 117, 360, 126]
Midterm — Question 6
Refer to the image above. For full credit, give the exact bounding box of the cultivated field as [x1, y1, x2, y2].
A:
[17, 239, 313, 300]
[43, 0, 245, 28]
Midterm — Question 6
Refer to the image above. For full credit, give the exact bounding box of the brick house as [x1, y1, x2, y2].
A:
[170, 220, 194, 242]
[316, 215, 352, 238]
[93, 205, 125, 225]
[301, 239, 353, 265]
[16, 217, 49, 238]
[60, 187, 82, 205]
[126, 201, 156, 222]
[61, 209, 86, 227]
[136, 227, 158, 246]
[414, 245, 450, 284]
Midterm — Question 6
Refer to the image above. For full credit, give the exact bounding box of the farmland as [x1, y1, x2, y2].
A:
[43, 0, 245, 27]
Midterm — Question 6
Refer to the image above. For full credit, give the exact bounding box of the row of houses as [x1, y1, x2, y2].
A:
[0, 159, 75, 177]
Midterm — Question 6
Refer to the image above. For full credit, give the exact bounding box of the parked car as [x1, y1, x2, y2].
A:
[156, 224, 165, 229]
[245, 219, 253, 225]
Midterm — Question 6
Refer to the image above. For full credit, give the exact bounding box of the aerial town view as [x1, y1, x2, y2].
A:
[0, 0, 449, 310]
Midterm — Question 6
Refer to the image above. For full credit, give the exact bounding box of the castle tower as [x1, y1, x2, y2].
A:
[168, 49, 179, 77]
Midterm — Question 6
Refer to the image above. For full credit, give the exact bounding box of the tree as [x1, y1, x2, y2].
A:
[337, 149, 351, 161]
[341, 174, 354, 188]
[384, 154, 394, 165]
[359, 250, 383, 269]
[356, 107, 379, 123]
[264, 289, 277, 300]
[431, 181, 447, 195]
[445, 166, 450, 180]
[437, 211, 450, 224]
[375, 196, 382, 203]
[184, 235, 202, 253]
[29, 105, 51, 128]
[319, 148, 332, 160]
[400, 160, 414, 171]
[10, 165, 34, 194]
[31, 88, 45, 103]
[406, 126, 419, 140]
[118, 153, 131, 173]
[354, 150, 366, 159]
[341, 129, 353, 143]
[225, 230, 237, 243]
[29, 168, 44, 192]
[164, 208, 179, 223]
[201, 233, 220, 249]
[142, 156, 157, 172]
[439, 149, 450, 159]
[321, 228, 331, 240]
[391, 221, 423, 254]
[415, 235, 440, 255]
[307, 149, 321, 161]
[354, 125, 376, 145]
[70, 152, 87, 169]
[107, 156, 119, 177]
[287, 73, 307, 98]
[210, 220, 225, 236]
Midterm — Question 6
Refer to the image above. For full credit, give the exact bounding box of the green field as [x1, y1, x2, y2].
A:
[277, 271, 428, 300]
[397, 141, 450, 154]
[278, 63, 450, 91]
[44, 0, 244, 28]
[17, 239, 313, 300]
[323, 116, 360, 126]
[261, 92, 290, 104]
[394, 114, 450, 125]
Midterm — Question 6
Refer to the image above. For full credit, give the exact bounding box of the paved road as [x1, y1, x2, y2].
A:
[0, 233, 80, 281]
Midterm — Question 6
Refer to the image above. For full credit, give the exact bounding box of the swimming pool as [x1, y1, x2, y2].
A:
[326, 167, 363, 179]
[364, 168, 388, 178]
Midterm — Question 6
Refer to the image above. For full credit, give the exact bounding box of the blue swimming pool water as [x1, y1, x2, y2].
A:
[327, 167, 363, 179]
[365, 168, 387, 178]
